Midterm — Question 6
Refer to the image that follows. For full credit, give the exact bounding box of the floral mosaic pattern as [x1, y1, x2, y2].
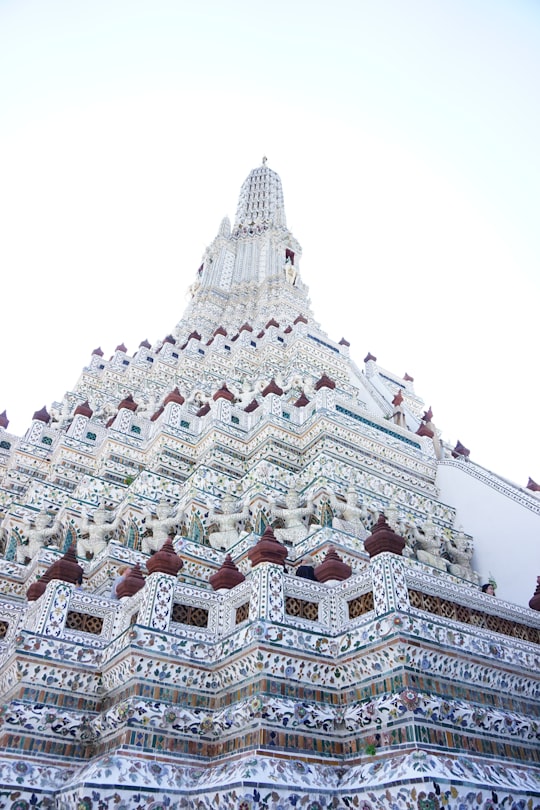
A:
[2, 701, 92, 742]
[36, 582, 71, 637]
[342, 689, 539, 745]
[12, 591, 538, 705]
[1, 751, 539, 809]
[5, 686, 536, 753]
[401, 632, 540, 700]
[139, 574, 175, 631]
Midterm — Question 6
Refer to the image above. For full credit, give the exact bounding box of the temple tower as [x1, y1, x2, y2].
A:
[0, 162, 538, 809]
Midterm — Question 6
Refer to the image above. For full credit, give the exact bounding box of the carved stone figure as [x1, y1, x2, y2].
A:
[208, 494, 249, 551]
[79, 503, 122, 559]
[331, 486, 369, 539]
[384, 497, 399, 531]
[445, 529, 479, 584]
[284, 258, 297, 285]
[237, 380, 258, 407]
[18, 509, 61, 563]
[188, 280, 201, 298]
[137, 395, 159, 420]
[399, 519, 418, 559]
[272, 487, 313, 544]
[412, 512, 447, 571]
[143, 499, 181, 555]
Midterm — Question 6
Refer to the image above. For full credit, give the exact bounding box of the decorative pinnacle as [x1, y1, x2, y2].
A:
[262, 155, 267, 165]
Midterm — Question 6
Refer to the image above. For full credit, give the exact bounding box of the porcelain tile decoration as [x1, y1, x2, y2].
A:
[0, 163, 538, 807]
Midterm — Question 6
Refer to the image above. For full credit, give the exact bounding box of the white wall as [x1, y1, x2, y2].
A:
[437, 460, 540, 608]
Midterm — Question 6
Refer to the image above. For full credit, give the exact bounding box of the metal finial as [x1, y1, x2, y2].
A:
[262, 156, 267, 166]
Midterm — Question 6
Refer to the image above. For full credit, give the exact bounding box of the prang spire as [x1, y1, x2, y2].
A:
[175, 161, 308, 339]
[234, 161, 287, 230]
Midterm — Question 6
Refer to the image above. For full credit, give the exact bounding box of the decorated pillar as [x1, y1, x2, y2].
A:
[137, 537, 184, 630]
[364, 514, 409, 615]
[213, 384, 235, 422]
[26, 545, 83, 635]
[32, 581, 72, 636]
[247, 563, 285, 623]
[314, 374, 336, 411]
[137, 572, 176, 630]
[25, 406, 51, 444]
[261, 379, 284, 417]
[247, 526, 288, 622]
[68, 400, 93, 440]
[369, 553, 409, 615]
[114, 395, 138, 433]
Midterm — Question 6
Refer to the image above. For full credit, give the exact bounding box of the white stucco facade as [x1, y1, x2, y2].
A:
[437, 458, 540, 606]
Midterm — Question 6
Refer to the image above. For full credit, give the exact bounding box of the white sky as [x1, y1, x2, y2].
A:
[1, 0, 539, 488]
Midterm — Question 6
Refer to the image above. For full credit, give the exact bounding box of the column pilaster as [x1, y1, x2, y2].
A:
[32, 581, 72, 636]
[248, 563, 285, 623]
[369, 553, 410, 615]
[137, 572, 176, 630]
